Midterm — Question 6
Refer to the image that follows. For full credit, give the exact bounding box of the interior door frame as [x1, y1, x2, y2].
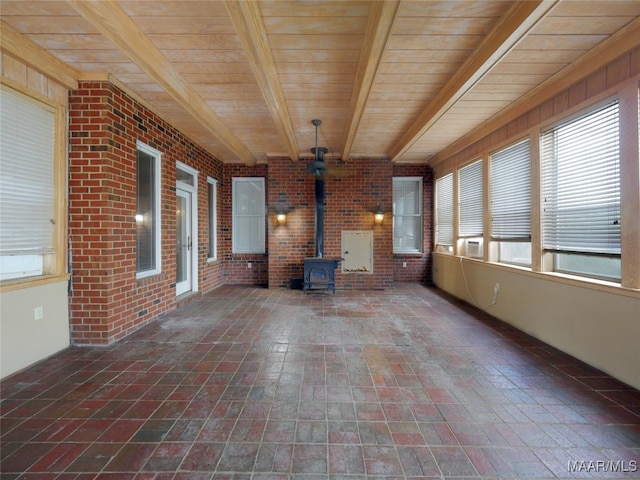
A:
[176, 161, 198, 296]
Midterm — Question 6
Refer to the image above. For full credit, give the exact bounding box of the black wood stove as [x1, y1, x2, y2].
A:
[303, 125, 341, 294]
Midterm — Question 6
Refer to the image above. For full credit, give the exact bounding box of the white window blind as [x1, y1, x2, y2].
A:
[392, 177, 423, 253]
[490, 139, 531, 240]
[0, 88, 55, 256]
[232, 178, 265, 254]
[458, 159, 483, 238]
[541, 101, 620, 255]
[435, 173, 454, 246]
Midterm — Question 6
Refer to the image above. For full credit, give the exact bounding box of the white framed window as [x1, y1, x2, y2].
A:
[435, 173, 453, 252]
[207, 177, 218, 260]
[458, 159, 483, 257]
[490, 139, 531, 266]
[232, 177, 265, 254]
[136, 141, 162, 278]
[0, 87, 55, 281]
[541, 100, 621, 281]
[393, 177, 423, 254]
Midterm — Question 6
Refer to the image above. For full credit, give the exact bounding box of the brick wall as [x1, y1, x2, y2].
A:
[69, 81, 224, 345]
[392, 164, 434, 284]
[267, 156, 397, 290]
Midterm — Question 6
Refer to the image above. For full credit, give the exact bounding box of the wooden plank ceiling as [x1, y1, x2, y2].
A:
[2, 1, 639, 166]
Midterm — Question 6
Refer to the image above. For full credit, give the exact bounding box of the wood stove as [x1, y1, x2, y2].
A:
[303, 257, 341, 294]
[302, 123, 341, 294]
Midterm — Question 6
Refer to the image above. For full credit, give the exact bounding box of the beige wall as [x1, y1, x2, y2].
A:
[1, 281, 70, 378]
[433, 254, 640, 390]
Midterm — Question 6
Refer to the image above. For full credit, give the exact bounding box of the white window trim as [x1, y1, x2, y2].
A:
[232, 177, 266, 254]
[136, 141, 162, 279]
[393, 176, 424, 254]
[207, 177, 218, 261]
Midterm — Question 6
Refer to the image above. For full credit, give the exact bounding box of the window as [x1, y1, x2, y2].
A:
[393, 177, 423, 253]
[541, 101, 621, 280]
[207, 177, 218, 260]
[136, 142, 161, 278]
[490, 139, 531, 266]
[435, 173, 453, 252]
[458, 159, 483, 258]
[0, 87, 55, 281]
[232, 177, 265, 254]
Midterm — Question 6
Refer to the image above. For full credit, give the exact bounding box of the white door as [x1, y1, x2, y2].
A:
[176, 188, 192, 296]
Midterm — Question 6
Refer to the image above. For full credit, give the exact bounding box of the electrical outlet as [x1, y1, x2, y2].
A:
[34, 306, 44, 321]
[494, 283, 500, 295]
[402, 262, 407, 268]
[247, 262, 252, 269]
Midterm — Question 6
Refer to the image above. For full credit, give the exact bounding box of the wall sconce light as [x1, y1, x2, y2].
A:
[276, 212, 287, 225]
[374, 205, 384, 225]
[135, 214, 144, 223]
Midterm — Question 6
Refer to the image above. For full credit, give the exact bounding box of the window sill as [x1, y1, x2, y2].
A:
[0, 273, 70, 293]
[434, 252, 640, 299]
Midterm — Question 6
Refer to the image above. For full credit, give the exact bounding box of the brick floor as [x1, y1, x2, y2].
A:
[1, 284, 639, 478]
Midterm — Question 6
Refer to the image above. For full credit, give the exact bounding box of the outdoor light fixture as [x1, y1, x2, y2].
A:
[276, 212, 287, 225]
[374, 206, 384, 225]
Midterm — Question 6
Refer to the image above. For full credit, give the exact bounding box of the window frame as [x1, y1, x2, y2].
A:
[540, 100, 621, 281]
[135, 141, 162, 279]
[392, 176, 424, 254]
[0, 84, 67, 288]
[435, 173, 454, 252]
[489, 138, 532, 267]
[207, 177, 218, 261]
[232, 177, 266, 254]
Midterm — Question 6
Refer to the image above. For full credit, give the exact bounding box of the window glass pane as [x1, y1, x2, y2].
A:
[555, 253, 621, 280]
[435, 173, 454, 246]
[393, 178, 423, 253]
[136, 148, 157, 273]
[499, 242, 531, 266]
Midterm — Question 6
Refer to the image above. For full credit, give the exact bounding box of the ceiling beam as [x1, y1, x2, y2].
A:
[0, 21, 79, 90]
[67, 0, 256, 165]
[225, 0, 298, 162]
[341, 0, 399, 161]
[429, 15, 640, 169]
[389, 0, 558, 163]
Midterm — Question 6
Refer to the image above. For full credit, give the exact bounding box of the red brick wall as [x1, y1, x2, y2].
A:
[222, 163, 269, 286]
[69, 81, 224, 345]
[392, 164, 434, 284]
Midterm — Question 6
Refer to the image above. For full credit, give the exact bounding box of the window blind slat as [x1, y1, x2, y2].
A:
[490, 139, 531, 240]
[541, 101, 620, 254]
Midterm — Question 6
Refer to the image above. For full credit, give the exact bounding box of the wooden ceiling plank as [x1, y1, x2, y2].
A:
[225, 0, 298, 161]
[0, 21, 79, 89]
[341, 0, 399, 161]
[430, 15, 640, 168]
[390, 0, 558, 163]
[67, 0, 256, 165]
